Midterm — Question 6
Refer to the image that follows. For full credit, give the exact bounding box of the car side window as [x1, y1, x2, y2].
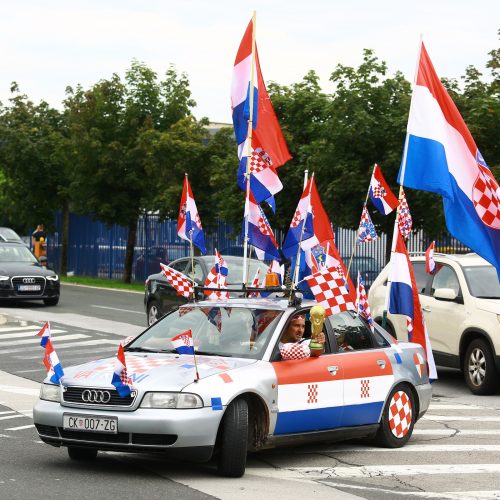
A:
[170, 259, 188, 273]
[431, 265, 460, 296]
[412, 262, 428, 294]
[185, 261, 204, 283]
[327, 312, 374, 353]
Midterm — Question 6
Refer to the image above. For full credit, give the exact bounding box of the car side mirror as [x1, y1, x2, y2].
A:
[434, 288, 461, 303]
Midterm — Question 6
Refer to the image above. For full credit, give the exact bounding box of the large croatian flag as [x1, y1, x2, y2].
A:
[43, 339, 64, 384]
[399, 42, 500, 279]
[231, 18, 291, 208]
[369, 164, 399, 215]
[177, 174, 206, 255]
[389, 231, 437, 380]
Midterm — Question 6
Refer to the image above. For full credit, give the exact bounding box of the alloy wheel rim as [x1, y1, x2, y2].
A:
[468, 348, 486, 386]
[149, 306, 158, 325]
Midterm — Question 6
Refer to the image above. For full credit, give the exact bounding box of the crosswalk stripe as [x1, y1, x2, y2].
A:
[413, 429, 500, 436]
[0, 334, 89, 347]
[319, 444, 500, 453]
[428, 404, 488, 411]
[0, 329, 66, 339]
[424, 415, 500, 422]
[0, 325, 46, 333]
[0, 338, 119, 355]
[5, 424, 35, 431]
[0, 411, 15, 416]
[0, 414, 30, 421]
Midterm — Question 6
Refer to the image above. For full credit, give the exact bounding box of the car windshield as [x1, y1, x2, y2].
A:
[0, 245, 38, 263]
[226, 260, 269, 285]
[462, 266, 500, 299]
[129, 305, 283, 359]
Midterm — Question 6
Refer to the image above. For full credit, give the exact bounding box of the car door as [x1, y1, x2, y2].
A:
[328, 312, 395, 427]
[271, 312, 345, 434]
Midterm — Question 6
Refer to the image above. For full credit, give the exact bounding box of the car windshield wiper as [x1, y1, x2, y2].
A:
[125, 346, 172, 353]
[474, 295, 500, 299]
[196, 350, 232, 357]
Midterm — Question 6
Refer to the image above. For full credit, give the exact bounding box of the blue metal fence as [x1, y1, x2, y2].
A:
[45, 212, 470, 283]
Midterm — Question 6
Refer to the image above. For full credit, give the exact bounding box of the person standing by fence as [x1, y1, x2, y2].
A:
[32, 224, 47, 264]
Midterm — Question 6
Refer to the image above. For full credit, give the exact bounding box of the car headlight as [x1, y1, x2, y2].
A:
[0, 276, 9, 281]
[140, 392, 203, 409]
[46, 275, 59, 281]
[39, 383, 61, 402]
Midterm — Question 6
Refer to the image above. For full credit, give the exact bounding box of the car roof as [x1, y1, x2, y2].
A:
[409, 252, 492, 267]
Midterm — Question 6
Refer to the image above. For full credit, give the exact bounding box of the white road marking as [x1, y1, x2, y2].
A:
[53, 339, 120, 348]
[413, 429, 500, 436]
[424, 415, 500, 422]
[0, 325, 47, 332]
[321, 444, 500, 453]
[0, 414, 30, 421]
[0, 333, 89, 347]
[0, 329, 66, 339]
[5, 424, 35, 431]
[91, 305, 143, 315]
[14, 369, 44, 374]
[428, 404, 492, 411]
[0, 411, 15, 416]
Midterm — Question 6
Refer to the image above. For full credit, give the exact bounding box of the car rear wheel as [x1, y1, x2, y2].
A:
[217, 398, 248, 477]
[147, 300, 161, 326]
[375, 384, 415, 448]
[464, 338, 500, 395]
[67, 447, 98, 461]
[43, 296, 59, 306]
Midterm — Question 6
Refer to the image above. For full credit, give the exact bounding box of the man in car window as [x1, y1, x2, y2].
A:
[279, 314, 325, 360]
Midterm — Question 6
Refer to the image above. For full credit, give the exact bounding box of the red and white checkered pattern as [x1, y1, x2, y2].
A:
[413, 352, 425, 378]
[204, 269, 229, 300]
[360, 379, 370, 398]
[372, 182, 387, 199]
[280, 342, 310, 360]
[356, 272, 374, 332]
[305, 267, 355, 317]
[388, 390, 413, 438]
[258, 217, 271, 236]
[160, 263, 194, 299]
[398, 190, 413, 238]
[291, 209, 302, 228]
[307, 383, 318, 404]
[472, 164, 500, 229]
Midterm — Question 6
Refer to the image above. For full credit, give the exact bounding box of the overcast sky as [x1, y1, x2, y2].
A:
[1, 0, 498, 123]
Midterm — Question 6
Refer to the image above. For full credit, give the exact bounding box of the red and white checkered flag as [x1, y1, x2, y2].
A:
[398, 189, 413, 238]
[160, 263, 194, 299]
[305, 266, 355, 317]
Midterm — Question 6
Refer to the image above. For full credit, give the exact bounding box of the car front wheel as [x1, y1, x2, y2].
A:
[217, 398, 248, 477]
[375, 384, 415, 448]
[147, 300, 161, 326]
[464, 338, 500, 395]
[43, 296, 59, 306]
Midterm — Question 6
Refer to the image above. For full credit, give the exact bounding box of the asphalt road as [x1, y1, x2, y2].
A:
[0, 284, 499, 499]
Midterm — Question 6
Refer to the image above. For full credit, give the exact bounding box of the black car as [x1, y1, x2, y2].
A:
[144, 255, 269, 325]
[0, 242, 60, 305]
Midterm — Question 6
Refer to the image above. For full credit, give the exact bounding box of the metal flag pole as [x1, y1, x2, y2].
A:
[242, 11, 257, 288]
[382, 37, 422, 328]
[346, 163, 377, 280]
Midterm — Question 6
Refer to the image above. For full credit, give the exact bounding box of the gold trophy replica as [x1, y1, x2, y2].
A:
[309, 305, 326, 357]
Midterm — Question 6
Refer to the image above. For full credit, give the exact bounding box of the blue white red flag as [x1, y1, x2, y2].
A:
[231, 18, 291, 208]
[358, 205, 378, 244]
[43, 338, 64, 384]
[388, 231, 438, 380]
[111, 343, 132, 397]
[171, 329, 195, 355]
[397, 189, 413, 238]
[425, 241, 436, 274]
[369, 164, 399, 215]
[204, 249, 230, 300]
[177, 175, 206, 255]
[399, 42, 500, 278]
[36, 321, 51, 348]
[243, 193, 281, 260]
[356, 272, 374, 332]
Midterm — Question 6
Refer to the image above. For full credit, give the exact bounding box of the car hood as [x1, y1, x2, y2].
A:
[61, 353, 257, 391]
[0, 262, 55, 276]
[473, 297, 500, 314]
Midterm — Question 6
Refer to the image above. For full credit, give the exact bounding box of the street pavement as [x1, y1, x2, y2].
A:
[0, 286, 499, 499]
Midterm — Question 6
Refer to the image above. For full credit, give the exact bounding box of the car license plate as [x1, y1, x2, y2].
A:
[63, 414, 118, 433]
[18, 284, 41, 291]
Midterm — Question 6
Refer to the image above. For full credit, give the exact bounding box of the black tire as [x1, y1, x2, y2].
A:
[67, 447, 98, 461]
[217, 398, 248, 478]
[147, 300, 161, 326]
[375, 384, 415, 448]
[43, 296, 59, 306]
[464, 338, 500, 395]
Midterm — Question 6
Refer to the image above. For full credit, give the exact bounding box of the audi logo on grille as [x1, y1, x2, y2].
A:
[81, 389, 111, 404]
[22, 277, 36, 284]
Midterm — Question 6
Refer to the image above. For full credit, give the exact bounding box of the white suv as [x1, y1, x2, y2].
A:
[368, 253, 500, 395]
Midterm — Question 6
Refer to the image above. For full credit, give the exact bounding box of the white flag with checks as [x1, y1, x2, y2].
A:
[160, 263, 194, 299]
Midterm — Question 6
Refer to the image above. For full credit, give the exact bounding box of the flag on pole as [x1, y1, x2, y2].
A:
[398, 189, 413, 238]
[171, 329, 195, 355]
[388, 230, 438, 380]
[358, 205, 378, 244]
[204, 249, 230, 300]
[369, 164, 399, 215]
[160, 263, 194, 299]
[231, 17, 291, 208]
[356, 272, 374, 332]
[249, 267, 261, 297]
[399, 41, 500, 278]
[43, 339, 64, 384]
[243, 193, 281, 260]
[425, 241, 436, 274]
[177, 174, 206, 255]
[36, 321, 51, 348]
[111, 344, 133, 397]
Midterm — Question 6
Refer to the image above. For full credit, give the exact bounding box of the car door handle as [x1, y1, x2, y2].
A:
[377, 359, 386, 369]
[328, 366, 339, 376]
[422, 306, 431, 312]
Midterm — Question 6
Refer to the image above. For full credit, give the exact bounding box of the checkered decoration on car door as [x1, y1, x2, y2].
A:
[305, 267, 355, 317]
[388, 390, 413, 438]
[160, 263, 194, 299]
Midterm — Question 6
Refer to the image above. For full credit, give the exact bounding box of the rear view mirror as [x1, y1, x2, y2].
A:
[433, 288, 458, 301]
